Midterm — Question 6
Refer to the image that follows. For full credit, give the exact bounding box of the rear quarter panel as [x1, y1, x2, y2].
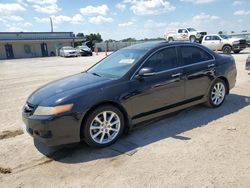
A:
[215, 54, 237, 90]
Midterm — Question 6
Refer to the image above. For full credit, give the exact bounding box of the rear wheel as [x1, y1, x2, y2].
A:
[168, 37, 174, 42]
[83, 105, 124, 147]
[205, 79, 227, 108]
[222, 45, 232, 54]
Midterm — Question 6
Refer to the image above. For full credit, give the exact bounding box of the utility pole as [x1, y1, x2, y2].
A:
[50, 17, 54, 32]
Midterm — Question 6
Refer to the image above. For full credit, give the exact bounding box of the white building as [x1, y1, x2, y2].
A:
[0, 32, 83, 59]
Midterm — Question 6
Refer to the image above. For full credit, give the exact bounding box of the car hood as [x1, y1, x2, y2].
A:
[28, 72, 111, 105]
[224, 38, 245, 42]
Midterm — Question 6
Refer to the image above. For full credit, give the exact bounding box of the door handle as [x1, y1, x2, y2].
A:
[171, 73, 182, 77]
[208, 64, 215, 68]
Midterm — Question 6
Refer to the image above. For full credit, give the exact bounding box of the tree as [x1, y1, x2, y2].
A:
[218, 31, 223, 34]
[121, 38, 136, 42]
[85, 33, 103, 43]
[76, 33, 84, 38]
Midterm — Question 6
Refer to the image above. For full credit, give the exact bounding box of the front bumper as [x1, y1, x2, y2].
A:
[22, 112, 82, 146]
[65, 53, 77, 57]
[79, 51, 92, 56]
[232, 44, 246, 51]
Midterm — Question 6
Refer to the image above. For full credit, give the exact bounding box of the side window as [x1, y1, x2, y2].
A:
[180, 46, 213, 65]
[205, 36, 211, 40]
[178, 29, 183, 33]
[212, 36, 221, 40]
[142, 47, 178, 72]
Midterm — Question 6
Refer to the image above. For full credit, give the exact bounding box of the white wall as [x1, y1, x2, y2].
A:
[0, 45, 6, 59]
[0, 40, 73, 59]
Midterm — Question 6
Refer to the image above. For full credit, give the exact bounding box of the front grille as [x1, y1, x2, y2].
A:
[23, 103, 35, 115]
[69, 52, 76, 54]
[239, 40, 246, 45]
[199, 32, 207, 36]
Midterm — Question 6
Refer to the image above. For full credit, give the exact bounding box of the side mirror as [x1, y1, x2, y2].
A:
[136, 67, 156, 79]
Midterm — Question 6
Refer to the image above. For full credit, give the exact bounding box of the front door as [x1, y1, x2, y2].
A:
[128, 47, 185, 123]
[41, 43, 48, 57]
[179, 45, 215, 100]
[5, 44, 14, 59]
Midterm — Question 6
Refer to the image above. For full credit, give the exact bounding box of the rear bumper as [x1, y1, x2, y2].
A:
[22, 113, 82, 146]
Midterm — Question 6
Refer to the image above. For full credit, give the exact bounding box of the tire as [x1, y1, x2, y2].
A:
[233, 50, 241, 54]
[189, 36, 196, 43]
[168, 37, 174, 42]
[83, 105, 124, 147]
[205, 79, 227, 108]
[222, 45, 232, 54]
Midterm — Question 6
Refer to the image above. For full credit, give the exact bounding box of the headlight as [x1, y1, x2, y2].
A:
[33, 104, 73, 116]
[233, 41, 240, 45]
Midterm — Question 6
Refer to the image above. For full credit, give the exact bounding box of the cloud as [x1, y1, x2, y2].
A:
[180, 0, 216, 4]
[118, 21, 134, 27]
[34, 14, 85, 25]
[88, 16, 114, 24]
[22, 0, 62, 14]
[116, 3, 126, 11]
[0, 3, 26, 14]
[144, 20, 166, 29]
[80, 4, 109, 15]
[234, 10, 250, 16]
[32, 4, 61, 14]
[124, 0, 175, 15]
[232, 1, 243, 6]
[5, 21, 32, 32]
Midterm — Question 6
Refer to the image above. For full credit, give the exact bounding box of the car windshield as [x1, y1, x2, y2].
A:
[219, 35, 230, 39]
[187, 28, 197, 32]
[64, 47, 74, 50]
[88, 49, 147, 78]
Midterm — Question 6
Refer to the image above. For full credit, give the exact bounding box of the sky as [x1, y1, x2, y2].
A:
[0, 0, 249, 40]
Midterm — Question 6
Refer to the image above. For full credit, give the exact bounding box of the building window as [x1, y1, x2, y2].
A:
[24, 45, 31, 54]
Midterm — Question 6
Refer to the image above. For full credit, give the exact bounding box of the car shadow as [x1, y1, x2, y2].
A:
[34, 93, 250, 164]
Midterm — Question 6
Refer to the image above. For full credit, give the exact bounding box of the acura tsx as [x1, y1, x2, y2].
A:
[22, 41, 237, 147]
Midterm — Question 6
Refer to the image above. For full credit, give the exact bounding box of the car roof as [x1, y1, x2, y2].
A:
[124, 41, 203, 51]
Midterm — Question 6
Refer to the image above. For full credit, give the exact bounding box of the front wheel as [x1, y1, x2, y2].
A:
[83, 105, 124, 147]
[189, 36, 196, 43]
[222, 45, 232, 54]
[205, 79, 227, 108]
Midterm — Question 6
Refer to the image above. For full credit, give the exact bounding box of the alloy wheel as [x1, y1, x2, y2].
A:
[211, 82, 226, 106]
[89, 111, 121, 144]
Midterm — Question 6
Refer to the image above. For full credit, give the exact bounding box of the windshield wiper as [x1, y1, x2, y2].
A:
[90, 72, 101, 77]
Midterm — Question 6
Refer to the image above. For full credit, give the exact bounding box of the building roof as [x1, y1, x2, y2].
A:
[0, 32, 83, 42]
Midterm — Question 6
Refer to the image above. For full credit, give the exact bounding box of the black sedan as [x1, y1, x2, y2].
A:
[75, 46, 93, 56]
[22, 41, 237, 147]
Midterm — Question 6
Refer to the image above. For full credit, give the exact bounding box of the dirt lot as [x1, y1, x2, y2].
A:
[0, 50, 250, 188]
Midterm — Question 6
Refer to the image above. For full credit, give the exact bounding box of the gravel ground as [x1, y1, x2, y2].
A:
[0, 50, 250, 188]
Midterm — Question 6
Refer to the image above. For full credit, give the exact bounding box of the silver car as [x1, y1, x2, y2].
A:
[59, 46, 77, 57]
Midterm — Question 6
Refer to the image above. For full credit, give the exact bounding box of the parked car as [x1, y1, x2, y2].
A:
[164, 28, 207, 43]
[76, 46, 93, 56]
[202, 34, 247, 54]
[59, 46, 77, 57]
[22, 41, 237, 147]
[246, 55, 250, 70]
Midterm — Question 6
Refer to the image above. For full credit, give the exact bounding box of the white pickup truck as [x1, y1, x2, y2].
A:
[164, 28, 207, 43]
[202, 34, 247, 54]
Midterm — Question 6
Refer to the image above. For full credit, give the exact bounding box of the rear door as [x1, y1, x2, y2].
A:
[179, 45, 215, 100]
[177, 29, 189, 41]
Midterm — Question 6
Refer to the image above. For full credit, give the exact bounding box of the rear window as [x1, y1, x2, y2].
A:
[180, 46, 213, 65]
